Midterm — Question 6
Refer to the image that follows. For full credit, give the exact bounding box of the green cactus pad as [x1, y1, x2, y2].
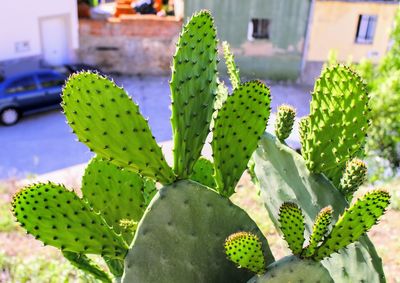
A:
[302, 206, 333, 258]
[248, 256, 333, 283]
[222, 41, 240, 89]
[300, 65, 369, 186]
[62, 251, 112, 283]
[12, 183, 128, 259]
[339, 158, 367, 198]
[62, 72, 175, 184]
[314, 190, 390, 261]
[170, 10, 218, 179]
[122, 180, 274, 283]
[275, 105, 296, 142]
[278, 202, 305, 255]
[82, 157, 155, 243]
[253, 133, 386, 282]
[189, 157, 216, 188]
[212, 81, 271, 196]
[224, 232, 265, 275]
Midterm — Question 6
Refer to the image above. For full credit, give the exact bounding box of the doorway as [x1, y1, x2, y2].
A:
[39, 15, 71, 66]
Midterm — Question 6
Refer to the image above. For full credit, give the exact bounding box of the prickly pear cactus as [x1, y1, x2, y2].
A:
[278, 202, 305, 255]
[212, 81, 271, 196]
[224, 232, 266, 275]
[12, 183, 128, 259]
[339, 158, 368, 199]
[122, 180, 274, 283]
[300, 65, 370, 186]
[62, 72, 175, 184]
[253, 133, 386, 282]
[247, 256, 333, 283]
[170, 10, 218, 179]
[274, 105, 296, 142]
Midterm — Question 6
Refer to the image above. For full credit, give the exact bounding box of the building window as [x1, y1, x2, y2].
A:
[248, 18, 270, 41]
[355, 15, 377, 44]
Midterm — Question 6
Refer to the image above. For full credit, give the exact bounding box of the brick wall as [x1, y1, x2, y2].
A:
[78, 15, 182, 75]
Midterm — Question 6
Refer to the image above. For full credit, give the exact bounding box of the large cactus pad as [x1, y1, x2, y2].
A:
[62, 72, 175, 184]
[170, 10, 218, 178]
[253, 133, 386, 282]
[300, 65, 369, 186]
[212, 81, 271, 196]
[12, 183, 127, 259]
[248, 256, 333, 283]
[122, 180, 274, 283]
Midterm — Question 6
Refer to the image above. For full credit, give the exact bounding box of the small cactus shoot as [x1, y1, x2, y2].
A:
[278, 202, 305, 255]
[275, 104, 296, 142]
[224, 232, 266, 274]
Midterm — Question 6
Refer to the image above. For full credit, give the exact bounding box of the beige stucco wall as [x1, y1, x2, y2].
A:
[307, 1, 398, 63]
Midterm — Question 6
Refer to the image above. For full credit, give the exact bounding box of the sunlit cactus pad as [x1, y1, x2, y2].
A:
[122, 180, 274, 283]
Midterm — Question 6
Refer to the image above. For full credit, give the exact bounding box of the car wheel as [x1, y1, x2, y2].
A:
[0, 108, 20, 126]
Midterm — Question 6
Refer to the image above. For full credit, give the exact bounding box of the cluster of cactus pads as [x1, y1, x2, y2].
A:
[11, 10, 391, 283]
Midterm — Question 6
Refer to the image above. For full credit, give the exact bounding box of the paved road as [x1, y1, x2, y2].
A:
[0, 76, 311, 179]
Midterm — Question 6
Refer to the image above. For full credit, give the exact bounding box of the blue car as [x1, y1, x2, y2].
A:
[0, 70, 67, 125]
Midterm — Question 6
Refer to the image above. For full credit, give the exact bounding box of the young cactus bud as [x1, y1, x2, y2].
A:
[275, 105, 296, 142]
[302, 206, 333, 258]
[222, 41, 240, 89]
[278, 202, 305, 255]
[224, 231, 265, 274]
[339, 158, 367, 198]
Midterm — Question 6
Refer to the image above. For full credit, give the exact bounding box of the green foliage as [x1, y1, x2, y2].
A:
[274, 104, 296, 142]
[278, 202, 305, 255]
[122, 180, 274, 283]
[170, 10, 218, 179]
[212, 81, 271, 196]
[224, 232, 265, 275]
[300, 65, 370, 187]
[62, 72, 175, 184]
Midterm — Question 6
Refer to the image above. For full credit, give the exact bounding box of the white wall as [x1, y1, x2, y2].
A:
[0, 0, 78, 62]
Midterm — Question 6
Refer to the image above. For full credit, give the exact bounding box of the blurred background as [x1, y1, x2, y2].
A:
[0, 0, 399, 282]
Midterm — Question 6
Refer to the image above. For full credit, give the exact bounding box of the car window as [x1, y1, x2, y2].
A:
[5, 76, 37, 94]
[38, 73, 65, 88]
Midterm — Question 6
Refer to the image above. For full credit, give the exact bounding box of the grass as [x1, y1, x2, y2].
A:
[0, 175, 399, 282]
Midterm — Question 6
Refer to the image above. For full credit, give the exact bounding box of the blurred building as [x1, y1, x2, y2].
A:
[0, 0, 79, 76]
[185, 0, 399, 83]
[303, 0, 399, 84]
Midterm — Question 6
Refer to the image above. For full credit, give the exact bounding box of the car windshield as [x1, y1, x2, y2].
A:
[38, 73, 65, 88]
[6, 76, 37, 94]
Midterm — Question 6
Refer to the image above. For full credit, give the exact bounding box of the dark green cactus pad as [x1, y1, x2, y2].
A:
[62, 72, 175, 184]
[275, 104, 296, 142]
[224, 231, 265, 275]
[278, 202, 305, 255]
[122, 180, 274, 283]
[302, 206, 333, 258]
[300, 65, 369, 186]
[248, 256, 333, 283]
[222, 41, 240, 89]
[212, 81, 271, 197]
[82, 157, 156, 243]
[339, 158, 367, 198]
[170, 10, 218, 179]
[62, 251, 112, 283]
[314, 190, 390, 261]
[12, 183, 128, 259]
[253, 133, 386, 282]
[189, 157, 216, 188]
